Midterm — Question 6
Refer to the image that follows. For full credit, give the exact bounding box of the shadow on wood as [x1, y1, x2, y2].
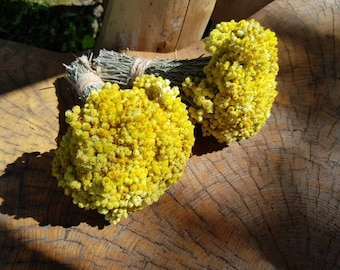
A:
[0, 220, 74, 270]
[0, 151, 109, 228]
[0, 40, 74, 94]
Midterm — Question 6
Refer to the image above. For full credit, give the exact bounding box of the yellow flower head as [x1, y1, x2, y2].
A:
[182, 19, 279, 143]
[52, 74, 194, 224]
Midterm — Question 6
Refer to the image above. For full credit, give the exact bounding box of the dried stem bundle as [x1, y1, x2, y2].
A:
[64, 49, 209, 100]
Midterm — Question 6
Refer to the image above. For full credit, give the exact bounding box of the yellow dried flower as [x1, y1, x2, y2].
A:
[52, 75, 194, 224]
[182, 19, 279, 143]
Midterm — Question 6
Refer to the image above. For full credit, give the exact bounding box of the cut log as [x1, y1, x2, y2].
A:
[0, 0, 340, 269]
[95, 0, 216, 53]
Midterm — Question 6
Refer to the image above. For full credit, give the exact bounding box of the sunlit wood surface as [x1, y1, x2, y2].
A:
[1, 0, 339, 269]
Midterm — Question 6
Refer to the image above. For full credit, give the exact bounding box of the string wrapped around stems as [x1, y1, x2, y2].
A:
[64, 49, 210, 100]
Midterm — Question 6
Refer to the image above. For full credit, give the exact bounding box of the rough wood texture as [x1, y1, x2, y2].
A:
[1, 0, 340, 269]
[211, 0, 274, 23]
[95, 0, 216, 53]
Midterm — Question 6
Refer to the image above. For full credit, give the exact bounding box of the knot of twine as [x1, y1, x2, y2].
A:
[76, 72, 104, 98]
[75, 55, 152, 97]
[129, 57, 151, 85]
[75, 55, 104, 98]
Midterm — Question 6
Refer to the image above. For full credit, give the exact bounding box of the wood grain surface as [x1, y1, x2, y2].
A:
[95, 0, 216, 53]
[1, 0, 340, 269]
[211, 0, 274, 24]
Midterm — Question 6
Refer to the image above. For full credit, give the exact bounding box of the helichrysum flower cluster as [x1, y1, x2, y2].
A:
[182, 19, 279, 143]
[52, 74, 194, 224]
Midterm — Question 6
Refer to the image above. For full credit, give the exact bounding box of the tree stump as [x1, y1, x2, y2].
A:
[0, 0, 340, 269]
[95, 0, 216, 53]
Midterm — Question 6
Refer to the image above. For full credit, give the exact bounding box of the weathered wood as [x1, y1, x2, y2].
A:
[1, 0, 340, 269]
[211, 0, 274, 23]
[95, 0, 216, 53]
